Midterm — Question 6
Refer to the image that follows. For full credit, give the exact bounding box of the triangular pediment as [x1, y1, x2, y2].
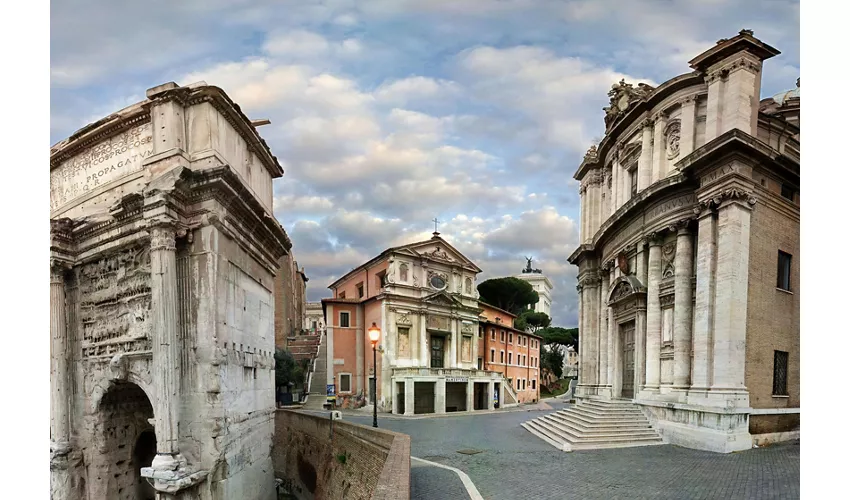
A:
[423, 290, 461, 307]
[398, 236, 482, 272]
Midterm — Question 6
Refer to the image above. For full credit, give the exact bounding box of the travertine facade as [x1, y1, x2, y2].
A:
[568, 31, 799, 453]
[50, 82, 291, 499]
[514, 258, 554, 317]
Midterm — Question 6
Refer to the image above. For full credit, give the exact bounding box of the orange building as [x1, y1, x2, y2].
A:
[321, 232, 518, 414]
[478, 303, 542, 404]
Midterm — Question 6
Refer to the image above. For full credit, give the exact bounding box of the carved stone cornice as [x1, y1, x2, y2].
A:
[706, 56, 761, 84]
[681, 95, 697, 106]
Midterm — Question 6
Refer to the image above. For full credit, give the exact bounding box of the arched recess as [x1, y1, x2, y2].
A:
[606, 275, 647, 400]
[87, 381, 156, 500]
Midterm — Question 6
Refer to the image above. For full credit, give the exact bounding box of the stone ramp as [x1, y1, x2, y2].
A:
[302, 332, 328, 410]
[522, 398, 664, 451]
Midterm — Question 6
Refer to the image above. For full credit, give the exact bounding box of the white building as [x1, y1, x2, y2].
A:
[515, 258, 553, 316]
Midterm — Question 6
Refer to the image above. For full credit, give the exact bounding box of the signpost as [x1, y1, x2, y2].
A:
[326, 384, 336, 409]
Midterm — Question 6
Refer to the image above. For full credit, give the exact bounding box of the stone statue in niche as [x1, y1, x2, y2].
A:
[399, 263, 408, 282]
[464, 277, 472, 294]
[665, 120, 681, 160]
[661, 242, 676, 279]
[612, 281, 632, 301]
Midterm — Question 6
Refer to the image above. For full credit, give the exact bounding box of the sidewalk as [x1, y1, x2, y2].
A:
[297, 400, 562, 420]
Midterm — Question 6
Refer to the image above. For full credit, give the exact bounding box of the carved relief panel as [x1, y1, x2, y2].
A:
[399, 263, 409, 283]
[397, 327, 410, 358]
[464, 277, 472, 295]
[661, 241, 676, 279]
[79, 246, 153, 359]
[427, 315, 451, 331]
[461, 335, 472, 363]
[665, 120, 681, 160]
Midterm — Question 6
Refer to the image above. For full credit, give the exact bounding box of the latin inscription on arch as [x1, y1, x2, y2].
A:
[50, 122, 154, 211]
[646, 194, 697, 222]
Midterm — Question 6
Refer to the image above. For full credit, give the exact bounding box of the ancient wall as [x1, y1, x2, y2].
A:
[271, 410, 410, 500]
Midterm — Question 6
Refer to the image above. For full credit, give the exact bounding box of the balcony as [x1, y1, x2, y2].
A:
[392, 367, 502, 380]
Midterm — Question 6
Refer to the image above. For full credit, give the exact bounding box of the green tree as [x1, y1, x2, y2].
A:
[515, 311, 551, 333]
[538, 326, 579, 351]
[477, 277, 539, 316]
[274, 349, 305, 391]
[540, 345, 565, 379]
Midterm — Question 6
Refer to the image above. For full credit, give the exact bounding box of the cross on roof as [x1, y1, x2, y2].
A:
[432, 217, 440, 234]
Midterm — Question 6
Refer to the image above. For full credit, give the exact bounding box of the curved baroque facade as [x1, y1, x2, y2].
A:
[568, 30, 799, 453]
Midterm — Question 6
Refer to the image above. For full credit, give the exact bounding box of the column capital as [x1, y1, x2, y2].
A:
[647, 232, 664, 246]
[50, 259, 72, 283]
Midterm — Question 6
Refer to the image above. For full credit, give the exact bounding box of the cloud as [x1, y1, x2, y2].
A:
[375, 76, 463, 105]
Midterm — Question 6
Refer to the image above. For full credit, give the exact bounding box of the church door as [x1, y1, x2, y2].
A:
[431, 336, 445, 368]
[620, 321, 635, 399]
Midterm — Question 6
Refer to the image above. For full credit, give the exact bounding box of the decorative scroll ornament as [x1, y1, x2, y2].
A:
[611, 281, 633, 301]
[423, 246, 453, 262]
[665, 120, 681, 160]
[584, 145, 598, 161]
[603, 79, 655, 131]
[396, 312, 412, 326]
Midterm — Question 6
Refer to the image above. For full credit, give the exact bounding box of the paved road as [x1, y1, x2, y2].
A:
[307, 400, 800, 499]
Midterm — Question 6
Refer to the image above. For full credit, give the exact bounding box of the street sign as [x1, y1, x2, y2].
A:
[327, 384, 335, 396]
[446, 377, 468, 383]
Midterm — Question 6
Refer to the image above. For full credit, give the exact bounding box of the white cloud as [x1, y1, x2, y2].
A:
[375, 76, 462, 105]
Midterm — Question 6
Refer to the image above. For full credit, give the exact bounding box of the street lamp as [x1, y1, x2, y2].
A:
[368, 322, 381, 428]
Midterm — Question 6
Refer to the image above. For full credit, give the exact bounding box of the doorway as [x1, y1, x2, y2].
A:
[430, 336, 445, 368]
[620, 321, 636, 399]
[133, 430, 157, 500]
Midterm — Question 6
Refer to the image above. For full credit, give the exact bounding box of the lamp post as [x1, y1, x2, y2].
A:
[368, 322, 381, 428]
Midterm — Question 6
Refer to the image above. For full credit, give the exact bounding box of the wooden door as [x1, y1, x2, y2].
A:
[621, 321, 635, 399]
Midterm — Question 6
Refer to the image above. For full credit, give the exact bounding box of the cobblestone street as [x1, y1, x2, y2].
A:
[307, 401, 800, 500]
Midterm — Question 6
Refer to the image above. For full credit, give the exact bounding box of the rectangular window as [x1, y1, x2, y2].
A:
[379, 272, 388, 288]
[339, 311, 350, 328]
[780, 183, 795, 201]
[532, 379, 536, 390]
[340, 373, 352, 393]
[500, 351, 504, 363]
[523, 337, 527, 346]
[508, 352, 512, 365]
[516, 379, 521, 390]
[630, 167, 638, 196]
[339, 291, 346, 299]
[777, 251, 792, 291]
[491, 329, 496, 340]
[357, 282, 364, 298]
[522, 379, 526, 390]
[477, 358, 483, 370]
[490, 349, 495, 363]
[773, 351, 789, 396]
[478, 329, 482, 338]
[500, 331, 505, 342]
[509, 333, 513, 344]
[523, 355, 526, 366]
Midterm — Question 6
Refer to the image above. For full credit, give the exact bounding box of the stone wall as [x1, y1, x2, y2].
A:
[272, 410, 410, 500]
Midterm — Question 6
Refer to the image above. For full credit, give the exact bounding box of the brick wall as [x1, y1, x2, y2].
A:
[745, 188, 799, 434]
[272, 410, 410, 500]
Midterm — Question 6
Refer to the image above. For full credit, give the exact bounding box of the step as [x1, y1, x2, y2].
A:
[541, 416, 660, 440]
[546, 414, 653, 434]
[521, 421, 569, 451]
[581, 401, 640, 411]
[559, 409, 647, 425]
[572, 406, 644, 418]
[536, 417, 659, 443]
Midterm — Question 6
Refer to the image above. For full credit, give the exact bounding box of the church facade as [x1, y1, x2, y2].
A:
[323, 232, 510, 414]
[568, 31, 799, 453]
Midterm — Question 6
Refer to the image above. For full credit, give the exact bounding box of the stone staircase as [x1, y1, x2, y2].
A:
[302, 332, 329, 410]
[287, 335, 321, 363]
[521, 398, 664, 451]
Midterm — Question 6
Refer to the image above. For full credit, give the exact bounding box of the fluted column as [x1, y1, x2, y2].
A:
[644, 238, 662, 391]
[692, 207, 717, 390]
[149, 222, 183, 468]
[711, 195, 755, 394]
[673, 224, 695, 389]
[50, 263, 70, 447]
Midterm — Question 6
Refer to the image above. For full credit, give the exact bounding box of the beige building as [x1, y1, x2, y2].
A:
[515, 258, 554, 317]
[50, 82, 291, 499]
[567, 30, 799, 453]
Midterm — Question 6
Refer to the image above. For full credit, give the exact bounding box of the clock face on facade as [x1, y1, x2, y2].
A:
[429, 275, 446, 289]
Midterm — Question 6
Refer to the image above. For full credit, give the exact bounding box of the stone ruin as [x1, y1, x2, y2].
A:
[50, 82, 292, 500]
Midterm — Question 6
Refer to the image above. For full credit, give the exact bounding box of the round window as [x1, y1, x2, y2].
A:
[429, 275, 446, 289]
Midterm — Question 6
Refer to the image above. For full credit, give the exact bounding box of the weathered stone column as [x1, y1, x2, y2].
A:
[711, 195, 755, 394]
[579, 185, 587, 241]
[606, 265, 616, 393]
[404, 378, 415, 416]
[644, 238, 663, 391]
[611, 159, 620, 212]
[435, 378, 446, 414]
[148, 222, 183, 468]
[672, 224, 695, 390]
[691, 207, 717, 391]
[466, 379, 475, 411]
[488, 380, 495, 410]
[51, 261, 73, 499]
[597, 269, 608, 390]
[586, 276, 600, 390]
[576, 284, 586, 386]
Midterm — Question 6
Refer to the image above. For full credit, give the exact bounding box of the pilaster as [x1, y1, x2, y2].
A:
[672, 224, 695, 390]
[638, 119, 653, 191]
[488, 380, 495, 410]
[404, 378, 415, 416]
[435, 379, 447, 414]
[652, 113, 667, 182]
[598, 269, 609, 389]
[679, 97, 697, 159]
[611, 158, 621, 212]
[50, 259, 74, 500]
[691, 206, 717, 391]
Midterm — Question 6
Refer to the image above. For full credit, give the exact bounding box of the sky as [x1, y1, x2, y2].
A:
[50, 0, 799, 328]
